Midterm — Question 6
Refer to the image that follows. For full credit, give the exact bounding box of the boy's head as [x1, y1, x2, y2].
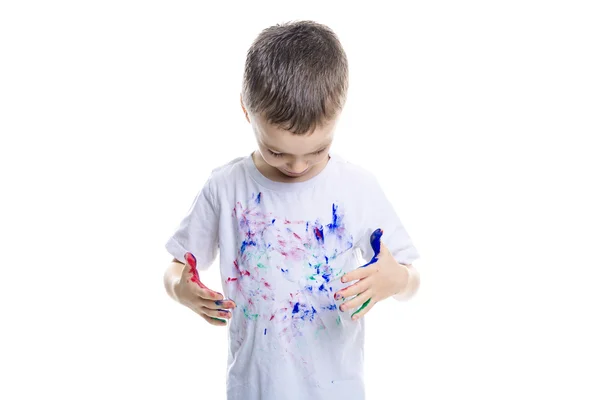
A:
[241, 21, 348, 180]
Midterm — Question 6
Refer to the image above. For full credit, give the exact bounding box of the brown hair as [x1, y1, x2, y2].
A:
[242, 20, 349, 135]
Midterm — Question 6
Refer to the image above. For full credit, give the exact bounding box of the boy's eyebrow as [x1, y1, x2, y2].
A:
[267, 141, 332, 155]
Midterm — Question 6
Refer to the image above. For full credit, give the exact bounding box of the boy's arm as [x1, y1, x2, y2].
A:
[163, 258, 185, 301]
[392, 263, 420, 301]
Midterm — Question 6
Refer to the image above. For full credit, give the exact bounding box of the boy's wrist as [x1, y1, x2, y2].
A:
[393, 263, 418, 301]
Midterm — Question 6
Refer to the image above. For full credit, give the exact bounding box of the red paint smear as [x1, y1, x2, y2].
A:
[284, 219, 291, 224]
[248, 298, 254, 305]
[293, 233, 301, 240]
[270, 314, 275, 321]
[184, 253, 207, 289]
[278, 239, 286, 246]
[263, 281, 272, 289]
[227, 277, 238, 282]
[314, 227, 324, 241]
[262, 294, 268, 300]
[233, 259, 251, 277]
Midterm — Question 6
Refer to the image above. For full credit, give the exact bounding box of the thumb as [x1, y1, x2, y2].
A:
[183, 252, 223, 300]
[369, 229, 384, 257]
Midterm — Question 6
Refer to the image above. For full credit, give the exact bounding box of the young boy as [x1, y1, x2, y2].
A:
[164, 20, 420, 400]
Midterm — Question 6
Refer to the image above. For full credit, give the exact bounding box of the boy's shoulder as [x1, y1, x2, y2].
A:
[330, 154, 380, 185]
[205, 156, 248, 183]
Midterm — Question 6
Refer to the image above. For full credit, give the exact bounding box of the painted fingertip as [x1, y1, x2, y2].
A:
[215, 300, 223, 306]
[184, 252, 196, 268]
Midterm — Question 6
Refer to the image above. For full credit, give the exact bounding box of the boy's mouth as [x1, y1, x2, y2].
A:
[283, 168, 309, 177]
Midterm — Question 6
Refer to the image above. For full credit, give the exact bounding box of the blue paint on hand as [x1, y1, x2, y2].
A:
[353, 229, 383, 318]
[360, 228, 383, 268]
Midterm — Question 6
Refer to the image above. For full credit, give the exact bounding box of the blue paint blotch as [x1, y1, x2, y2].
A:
[272, 219, 276, 224]
[255, 192, 262, 204]
[240, 239, 257, 255]
[327, 204, 341, 231]
[292, 302, 300, 314]
[264, 328, 267, 335]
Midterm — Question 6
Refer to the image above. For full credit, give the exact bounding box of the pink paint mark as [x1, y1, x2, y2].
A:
[270, 314, 275, 321]
[263, 281, 272, 289]
[227, 277, 238, 283]
[278, 239, 286, 247]
[262, 294, 268, 300]
[293, 233, 302, 240]
[284, 219, 291, 224]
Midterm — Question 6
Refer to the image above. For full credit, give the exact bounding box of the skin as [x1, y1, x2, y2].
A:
[163, 97, 420, 326]
[241, 95, 336, 183]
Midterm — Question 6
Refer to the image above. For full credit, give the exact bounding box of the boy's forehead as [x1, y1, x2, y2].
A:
[254, 115, 335, 153]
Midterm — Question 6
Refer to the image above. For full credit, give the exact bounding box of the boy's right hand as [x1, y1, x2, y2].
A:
[174, 252, 236, 326]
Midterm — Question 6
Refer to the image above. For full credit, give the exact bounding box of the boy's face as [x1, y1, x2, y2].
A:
[243, 103, 337, 182]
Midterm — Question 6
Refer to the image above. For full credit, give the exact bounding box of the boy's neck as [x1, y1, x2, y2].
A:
[251, 151, 330, 183]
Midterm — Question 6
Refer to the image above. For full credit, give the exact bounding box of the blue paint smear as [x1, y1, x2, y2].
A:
[361, 229, 384, 268]
[325, 256, 329, 265]
[255, 192, 262, 204]
[291, 302, 318, 321]
[240, 240, 257, 255]
[306, 286, 313, 292]
[318, 283, 327, 292]
[326, 304, 337, 310]
[306, 222, 309, 232]
[322, 272, 331, 283]
[281, 268, 288, 273]
[272, 219, 276, 224]
[327, 204, 341, 231]
[264, 328, 267, 335]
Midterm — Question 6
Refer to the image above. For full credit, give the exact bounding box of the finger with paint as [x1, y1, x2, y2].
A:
[351, 229, 383, 317]
[334, 229, 383, 318]
[183, 252, 233, 324]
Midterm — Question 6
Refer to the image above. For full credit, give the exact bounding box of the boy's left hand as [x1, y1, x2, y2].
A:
[334, 243, 409, 320]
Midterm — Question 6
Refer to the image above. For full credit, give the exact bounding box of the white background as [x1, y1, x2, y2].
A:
[1, 1, 599, 399]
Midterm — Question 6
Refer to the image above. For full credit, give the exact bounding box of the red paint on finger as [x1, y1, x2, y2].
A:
[184, 252, 210, 290]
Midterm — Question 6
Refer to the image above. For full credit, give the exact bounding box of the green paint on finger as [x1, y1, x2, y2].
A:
[352, 298, 371, 318]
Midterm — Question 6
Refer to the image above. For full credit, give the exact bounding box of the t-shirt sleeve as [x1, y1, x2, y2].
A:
[165, 175, 219, 271]
[356, 176, 420, 266]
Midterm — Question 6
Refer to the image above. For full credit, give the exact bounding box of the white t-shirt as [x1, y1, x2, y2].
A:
[166, 154, 419, 400]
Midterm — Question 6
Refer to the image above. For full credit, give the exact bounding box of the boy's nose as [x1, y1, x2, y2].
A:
[287, 161, 308, 174]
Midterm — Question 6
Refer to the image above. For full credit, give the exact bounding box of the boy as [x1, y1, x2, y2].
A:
[164, 20, 420, 400]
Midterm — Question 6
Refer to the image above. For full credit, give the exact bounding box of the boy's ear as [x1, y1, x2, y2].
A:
[240, 94, 250, 123]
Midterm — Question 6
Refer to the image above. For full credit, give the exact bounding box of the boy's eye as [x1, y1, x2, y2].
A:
[268, 150, 284, 158]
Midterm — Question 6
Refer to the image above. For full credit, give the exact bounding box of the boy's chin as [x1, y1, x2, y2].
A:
[280, 167, 310, 178]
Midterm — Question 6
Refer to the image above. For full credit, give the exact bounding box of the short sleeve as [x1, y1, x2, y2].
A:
[356, 177, 420, 266]
[165, 176, 219, 271]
